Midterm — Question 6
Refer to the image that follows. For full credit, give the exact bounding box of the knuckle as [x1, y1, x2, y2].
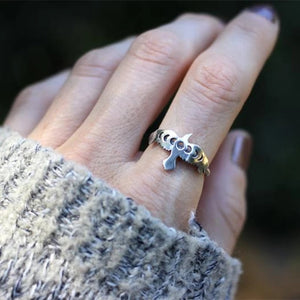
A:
[73, 48, 117, 79]
[129, 29, 181, 67]
[177, 12, 198, 20]
[177, 13, 224, 29]
[228, 196, 246, 236]
[188, 55, 240, 108]
[220, 172, 247, 237]
[219, 195, 246, 239]
[15, 85, 38, 106]
[232, 18, 265, 42]
[59, 141, 122, 182]
[60, 145, 90, 169]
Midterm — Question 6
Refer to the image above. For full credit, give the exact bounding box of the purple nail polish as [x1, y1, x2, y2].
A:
[247, 4, 278, 23]
[231, 134, 253, 171]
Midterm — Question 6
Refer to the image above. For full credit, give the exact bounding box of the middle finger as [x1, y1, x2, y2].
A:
[60, 14, 223, 165]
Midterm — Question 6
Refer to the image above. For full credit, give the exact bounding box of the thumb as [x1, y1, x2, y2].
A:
[196, 130, 253, 254]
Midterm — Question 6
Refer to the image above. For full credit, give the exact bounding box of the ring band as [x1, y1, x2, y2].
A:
[149, 129, 210, 176]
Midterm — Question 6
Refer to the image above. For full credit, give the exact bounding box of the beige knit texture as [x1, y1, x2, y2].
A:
[0, 128, 241, 299]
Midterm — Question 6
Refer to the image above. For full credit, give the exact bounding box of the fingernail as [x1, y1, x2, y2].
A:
[231, 134, 253, 171]
[247, 4, 278, 23]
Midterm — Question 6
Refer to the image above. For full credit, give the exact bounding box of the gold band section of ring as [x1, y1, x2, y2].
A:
[149, 129, 210, 176]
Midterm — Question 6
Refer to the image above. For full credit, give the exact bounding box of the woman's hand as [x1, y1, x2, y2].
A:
[4, 6, 279, 254]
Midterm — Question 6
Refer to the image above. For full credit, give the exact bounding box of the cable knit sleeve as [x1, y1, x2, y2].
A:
[0, 128, 241, 300]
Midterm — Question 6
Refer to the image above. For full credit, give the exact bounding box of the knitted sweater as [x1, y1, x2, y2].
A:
[0, 128, 241, 300]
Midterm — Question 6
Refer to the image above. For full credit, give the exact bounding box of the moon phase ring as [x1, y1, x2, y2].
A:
[149, 129, 210, 176]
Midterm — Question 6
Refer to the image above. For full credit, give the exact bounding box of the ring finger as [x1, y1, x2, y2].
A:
[29, 37, 134, 147]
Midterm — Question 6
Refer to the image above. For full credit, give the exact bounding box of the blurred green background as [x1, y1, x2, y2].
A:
[0, 1, 299, 298]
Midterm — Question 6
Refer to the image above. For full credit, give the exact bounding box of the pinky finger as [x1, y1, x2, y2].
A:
[196, 130, 252, 254]
[4, 70, 69, 136]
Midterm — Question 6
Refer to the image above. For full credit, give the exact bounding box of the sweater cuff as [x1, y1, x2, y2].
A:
[0, 128, 241, 299]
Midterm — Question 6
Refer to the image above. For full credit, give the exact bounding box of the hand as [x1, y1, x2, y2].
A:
[5, 6, 279, 254]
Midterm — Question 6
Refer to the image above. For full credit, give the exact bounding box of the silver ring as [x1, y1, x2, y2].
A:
[149, 129, 210, 176]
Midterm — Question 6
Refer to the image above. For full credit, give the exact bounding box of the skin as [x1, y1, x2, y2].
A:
[4, 10, 279, 254]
